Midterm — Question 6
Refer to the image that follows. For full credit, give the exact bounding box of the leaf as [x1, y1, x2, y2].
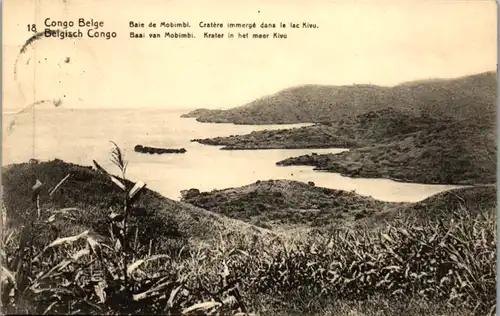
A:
[53, 207, 80, 215]
[33, 259, 72, 285]
[1, 266, 15, 284]
[109, 175, 126, 191]
[43, 301, 58, 315]
[109, 212, 124, 222]
[46, 230, 90, 248]
[182, 301, 222, 315]
[71, 247, 90, 261]
[237, 249, 249, 257]
[221, 261, 230, 278]
[222, 295, 237, 306]
[94, 280, 107, 303]
[167, 284, 183, 309]
[3, 231, 15, 245]
[129, 181, 146, 199]
[114, 239, 122, 252]
[381, 233, 394, 244]
[133, 279, 173, 301]
[32, 179, 43, 191]
[127, 254, 170, 276]
[49, 173, 71, 196]
[86, 236, 102, 258]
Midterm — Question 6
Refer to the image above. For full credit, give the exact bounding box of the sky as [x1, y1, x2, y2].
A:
[2, 0, 497, 110]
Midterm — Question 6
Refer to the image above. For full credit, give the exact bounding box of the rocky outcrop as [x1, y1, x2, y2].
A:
[134, 145, 187, 155]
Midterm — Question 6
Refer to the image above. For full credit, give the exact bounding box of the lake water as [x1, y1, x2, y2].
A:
[3, 108, 464, 202]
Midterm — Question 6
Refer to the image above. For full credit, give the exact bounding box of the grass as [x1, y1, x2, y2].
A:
[1, 144, 497, 315]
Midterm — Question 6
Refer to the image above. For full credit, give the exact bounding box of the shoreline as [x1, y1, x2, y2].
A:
[307, 167, 481, 187]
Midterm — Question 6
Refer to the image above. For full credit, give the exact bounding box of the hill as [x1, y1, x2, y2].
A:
[180, 179, 496, 231]
[182, 71, 496, 125]
[180, 179, 405, 229]
[180, 108, 224, 118]
[1, 159, 272, 252]
[277, 119, 496, 185]
[407, 185, 497, 218]
[191, 107, 450, 149]
[191, 106, 496, 185]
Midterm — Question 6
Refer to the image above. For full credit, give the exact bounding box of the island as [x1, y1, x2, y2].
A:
[134, 144, 187, 154]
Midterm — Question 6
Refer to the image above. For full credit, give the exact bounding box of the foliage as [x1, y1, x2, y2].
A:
[0, 146, 496, 315]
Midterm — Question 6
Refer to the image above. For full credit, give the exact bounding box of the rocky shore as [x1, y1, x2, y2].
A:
[191, 124, 358, 150]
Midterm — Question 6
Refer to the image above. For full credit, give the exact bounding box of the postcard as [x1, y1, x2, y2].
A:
[1, 1, 497, 315]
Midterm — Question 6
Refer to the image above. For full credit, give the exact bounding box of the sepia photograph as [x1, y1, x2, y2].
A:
[1, 0, 497, 315]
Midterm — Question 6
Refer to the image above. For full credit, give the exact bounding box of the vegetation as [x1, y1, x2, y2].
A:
[190, 107, 496, 185]
[1, 146, 497, 315]
[179, 179, 496, 232]
[1, 145, 265, 315]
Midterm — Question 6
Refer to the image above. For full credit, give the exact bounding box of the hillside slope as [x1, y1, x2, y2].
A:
[180, 179, 496, 230]
[192, 107, 450, 149]
[1, 159, 272, 251]
[277, 119, 496, 185]
[181, 179, 405, 229]
[182, 71, 496, 125]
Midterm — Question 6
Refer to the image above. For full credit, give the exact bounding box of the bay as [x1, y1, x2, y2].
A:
[2, 108, 464, 202]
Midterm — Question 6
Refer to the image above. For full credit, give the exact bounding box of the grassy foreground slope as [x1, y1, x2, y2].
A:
[183, 71, 496, 125]
[179, 179, 497, 315]
[1, 159, 497, 315]
[1, 159, 271, 251]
